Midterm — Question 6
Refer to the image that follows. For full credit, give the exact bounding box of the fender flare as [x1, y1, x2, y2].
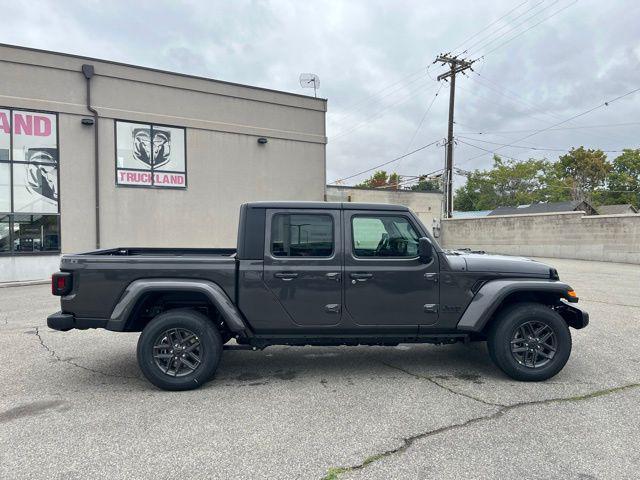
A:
[106, 279, 250, 335]
[456, 279, 576, 333]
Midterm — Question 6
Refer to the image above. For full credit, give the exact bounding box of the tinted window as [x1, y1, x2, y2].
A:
[352, 215, 419, 258]
[271, 214, 333, 257]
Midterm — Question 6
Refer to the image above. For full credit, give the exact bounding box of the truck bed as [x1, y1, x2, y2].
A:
[59, 248, 238, 320]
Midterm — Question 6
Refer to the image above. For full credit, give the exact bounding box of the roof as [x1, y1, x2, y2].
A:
[326, 185, 443, 195]
[0, 42, 326, 103]
[244, 201, 410, 211]
[488, 201, 592, 216]
[597, 204, 638, 215]
[452, 210, 492, 218]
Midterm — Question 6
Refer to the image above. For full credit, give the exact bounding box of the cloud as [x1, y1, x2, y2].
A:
[2, 0, 639, 190]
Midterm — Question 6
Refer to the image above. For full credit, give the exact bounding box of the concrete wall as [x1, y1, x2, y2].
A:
[441, 211, 640, 264]
[0, 44, 327, 256]
[325, 186, 442, 233]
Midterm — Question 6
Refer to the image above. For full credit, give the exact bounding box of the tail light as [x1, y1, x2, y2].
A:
[52, 272, 72, 296]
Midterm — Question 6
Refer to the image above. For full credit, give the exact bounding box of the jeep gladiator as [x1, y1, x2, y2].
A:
[48, 201, 589, 390]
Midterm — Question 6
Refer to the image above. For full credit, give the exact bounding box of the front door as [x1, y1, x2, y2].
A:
[263, 209, 342, 327]
[343, 210, 439, 327]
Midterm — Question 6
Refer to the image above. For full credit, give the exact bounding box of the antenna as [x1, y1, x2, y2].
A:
[299, 73, 320, 97]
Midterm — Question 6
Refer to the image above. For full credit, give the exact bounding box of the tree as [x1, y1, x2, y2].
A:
[552, 147, 610, 202]
[410, 175, 441, 192]
[356, 170, 400, 189]
[454, 155, 549, 211]
[596, 149, 640, 208]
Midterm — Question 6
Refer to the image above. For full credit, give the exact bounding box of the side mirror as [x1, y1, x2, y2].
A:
[418, 237, 433, 263]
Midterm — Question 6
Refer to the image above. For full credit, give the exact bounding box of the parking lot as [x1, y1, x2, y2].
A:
[1, 257, 639, 479]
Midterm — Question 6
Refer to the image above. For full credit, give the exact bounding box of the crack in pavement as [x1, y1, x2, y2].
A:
[321, 365, 640, 480]
[381, 361, 505, 407]
[34, 327, 140, 380]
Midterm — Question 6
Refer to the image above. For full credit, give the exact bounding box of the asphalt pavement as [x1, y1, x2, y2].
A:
[1, 257, 638, 479]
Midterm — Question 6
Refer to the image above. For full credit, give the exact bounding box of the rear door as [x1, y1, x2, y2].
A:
[343, 210, 439, 327]
[263, 208, 343, 326]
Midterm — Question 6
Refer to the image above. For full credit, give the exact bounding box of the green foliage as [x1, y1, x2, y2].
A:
[410, 176, 441, 192]
[454, 147, 640, 211]
[356, 170, 399, 188]
[454, 155, 550, 211]
[594, 149, 640, 208]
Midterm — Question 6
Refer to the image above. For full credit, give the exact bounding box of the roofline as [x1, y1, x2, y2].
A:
[326, 184, 443, 195]
[244, 201, 410, 211]
[0, 42, 327, 103]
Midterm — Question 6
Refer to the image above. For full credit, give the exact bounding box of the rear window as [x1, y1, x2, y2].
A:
[271, 214, 334, 257]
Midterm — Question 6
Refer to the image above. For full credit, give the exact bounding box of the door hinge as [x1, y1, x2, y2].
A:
[325, 304, 341, 314]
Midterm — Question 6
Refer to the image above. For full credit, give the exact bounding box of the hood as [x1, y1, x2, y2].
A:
[445, 250, 555, 277]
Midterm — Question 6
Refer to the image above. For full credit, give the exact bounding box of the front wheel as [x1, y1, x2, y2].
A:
[487, 303, 572, 381]
[137, 309, 223, 391]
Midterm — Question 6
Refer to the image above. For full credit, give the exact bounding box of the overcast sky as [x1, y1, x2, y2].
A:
[3, 0, 639, 189]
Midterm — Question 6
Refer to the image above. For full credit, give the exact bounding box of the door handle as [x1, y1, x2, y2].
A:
[350, 273, 373, 282]
[274, 272, 299, 281]
[424, 273, 439, 283]
[326, 272, 341, 282]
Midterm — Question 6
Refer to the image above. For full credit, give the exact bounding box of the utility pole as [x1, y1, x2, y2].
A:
[435, 54, 474, 218]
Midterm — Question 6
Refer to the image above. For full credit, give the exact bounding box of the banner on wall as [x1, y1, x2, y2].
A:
[115, 121, 186, 188]
[0, 110, 59, 213]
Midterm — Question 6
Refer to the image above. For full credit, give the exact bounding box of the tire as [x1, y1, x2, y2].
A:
[487, 302, 572, 382]
[137, 309, 223, 391]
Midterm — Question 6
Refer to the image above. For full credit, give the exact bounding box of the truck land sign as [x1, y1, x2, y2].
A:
[115, 121, 187, 189]
[117, 170, 186, 187]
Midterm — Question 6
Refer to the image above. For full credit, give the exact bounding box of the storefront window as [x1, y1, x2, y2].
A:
[115, 120, 187, 188]
[0, 107, 60, 254]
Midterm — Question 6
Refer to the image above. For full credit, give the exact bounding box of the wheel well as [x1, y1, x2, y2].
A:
[481, 290, 561, 336]
[123, 290, 229, 335]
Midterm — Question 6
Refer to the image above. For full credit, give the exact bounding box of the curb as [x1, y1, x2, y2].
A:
[0, 280, 49, 288]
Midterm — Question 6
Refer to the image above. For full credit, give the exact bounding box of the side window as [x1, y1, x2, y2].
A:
[352, 215, 419, 258]
[271, 214, 334, 257]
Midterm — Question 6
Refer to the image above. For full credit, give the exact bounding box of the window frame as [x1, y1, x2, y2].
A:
[0, 106, 61, 256]
[350, 213, 421, 260]
[269, 212, 335, 259]
[114, 119, 188, 190]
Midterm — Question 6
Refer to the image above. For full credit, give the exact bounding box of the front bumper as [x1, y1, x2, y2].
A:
[557, 302, 589, 329]
[47, 311, 107, 331]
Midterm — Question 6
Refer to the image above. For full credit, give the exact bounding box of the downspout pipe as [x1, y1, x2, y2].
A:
[82, 64, 100, 249]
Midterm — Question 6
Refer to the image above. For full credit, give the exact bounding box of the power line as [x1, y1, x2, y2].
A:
[331, 77, 435, 141]
[398, 82, 444, 169]
[456, 135, 627, 154]
[450, 0, 530, 54]
[457, 122, 640, 135]
[460, 85, 640, 164]
[479, 0, 579, 57]
[329, 139, 443, 184]
[464, 0, 551, 55]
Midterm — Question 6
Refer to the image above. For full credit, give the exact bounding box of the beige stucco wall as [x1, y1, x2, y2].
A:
[325, 186, 442, 233]
[0, 44, 326, 254]
[441, 212, 640, 264]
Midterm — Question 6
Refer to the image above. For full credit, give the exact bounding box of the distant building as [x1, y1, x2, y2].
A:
[325, 185, 442, 233]
[488, 200, 597, 216]
[452, 210, 492, 219]
[597, 204, 638, 215]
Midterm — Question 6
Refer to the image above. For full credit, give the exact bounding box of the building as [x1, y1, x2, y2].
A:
[0, 44, 326, 282]
[488, 200, 597, 216]
[325, 185, 442, 232]
[452, 210, 492, 219]
[597, 204, 638, 215]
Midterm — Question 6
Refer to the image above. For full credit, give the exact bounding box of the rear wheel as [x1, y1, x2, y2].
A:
[487, 303, 571, 381]
[137, 309, 223, 390]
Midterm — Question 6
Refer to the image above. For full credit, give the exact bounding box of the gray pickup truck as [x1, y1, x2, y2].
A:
[48, 201, 588, 390]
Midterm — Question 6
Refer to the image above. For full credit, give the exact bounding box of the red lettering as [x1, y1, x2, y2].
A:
[34, 116, 51, 136]
[14, 114, 33, 135]
[0, 112, 9, 134]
